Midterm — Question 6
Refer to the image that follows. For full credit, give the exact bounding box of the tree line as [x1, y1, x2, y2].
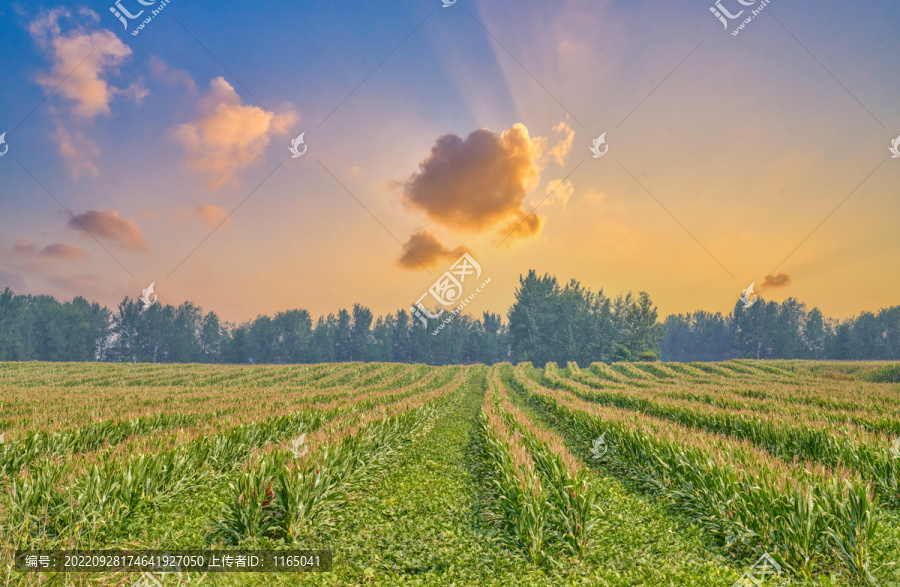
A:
[0, 271, 897, 365]
[660, 298, 900, 361]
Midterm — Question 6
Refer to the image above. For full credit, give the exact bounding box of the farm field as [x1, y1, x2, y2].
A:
[2, 360, 900, 586]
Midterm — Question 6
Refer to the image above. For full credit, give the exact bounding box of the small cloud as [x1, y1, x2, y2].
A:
[12, 238, 38, 257]
[29, 8, 144, 119]
[758, 273, 791, 291]
[172, 77, 297, 188]
[77, 7, 100, 22]
[543, 179, 573, 208]
[67, 210, 149, 251]
[546, 118, 574, 166]
[583, 188, 606, 204]
[39, 243, 89, 260]
[53, 123, 100, 178]
[193, 205, 231, 229]
[148, 56, 196, 94]
[397, 230, 467, 270]
[400, 123, 546, 239]
[7, 238, 88, 265]
[498, 213, 544, 247]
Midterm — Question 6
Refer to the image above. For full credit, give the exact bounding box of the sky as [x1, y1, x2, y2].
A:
[0, 0, 898, 324]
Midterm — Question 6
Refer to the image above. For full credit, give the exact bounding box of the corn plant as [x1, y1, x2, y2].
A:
[221, 453, 280, 542]
[9, 460, 66, 541]
[823, 480, 879, 586]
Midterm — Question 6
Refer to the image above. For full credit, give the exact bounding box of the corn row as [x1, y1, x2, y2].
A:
[511, 363, 880, 584]
[477, 368, 548, 564]
[7, 365, 460, 547]
[220, 366, 469, 543]
[488, 364, 599, 556]
[546, 363, 900, 507]
[9, 409, 328, 548]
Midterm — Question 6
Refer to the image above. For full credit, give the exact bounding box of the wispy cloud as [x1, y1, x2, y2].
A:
[52, 123, 100, 178]
[11, 238, 89, 261]
[541, 178, 574, 209]
[193, 205, 231, 229]
[546, 118, 574, 166]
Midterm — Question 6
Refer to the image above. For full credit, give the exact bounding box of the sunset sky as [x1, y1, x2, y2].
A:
[0, 0, 898, 324]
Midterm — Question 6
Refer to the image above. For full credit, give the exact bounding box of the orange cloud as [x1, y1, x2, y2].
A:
[40, 243, 89, 260]
[12, 238, 88, 261]
[499, 213, 545, 247]
[194, 205, 231, 229]
[67, 210, 148, 251]
[30, 8, 146, 119]
[400, 123, 545, 236]
[397, 230, 467, 270]
[547, 119, 574, 166]
[172, 77, 297, 188]
[759, 272, 791, 291]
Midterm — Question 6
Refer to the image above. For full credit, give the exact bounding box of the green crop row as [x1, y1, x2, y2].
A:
[7, 364, 466, 549]
[491, 365, 599, 556]
[8, 409, 329, 548]
[511, 364, 881, 585]
[218, 368, 466, 544]
[545, 363, 900, 508]
[221, 406, 437, 544]
[474, 365, 600, 564]
[477, 389, 548, 563]
[0, 411, 204, 476]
